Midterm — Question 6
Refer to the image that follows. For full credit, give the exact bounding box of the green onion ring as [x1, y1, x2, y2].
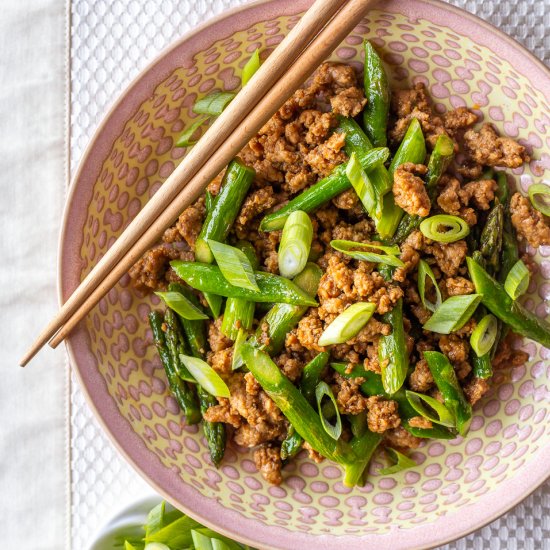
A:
[315, 381, 342, 440]
[330, 239, 404, 267]
[528, 183, 550, 217]
[470, 314, 498, 357]
[417, 259, 442, 313]
[420, 214, 470, 243]
[504, 259, 530, 300]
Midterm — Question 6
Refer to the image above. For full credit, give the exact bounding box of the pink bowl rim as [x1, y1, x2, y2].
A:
[59, 1, 550, 548]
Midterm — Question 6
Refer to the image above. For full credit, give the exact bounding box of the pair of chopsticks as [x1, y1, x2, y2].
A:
[20, 0, 379, 366]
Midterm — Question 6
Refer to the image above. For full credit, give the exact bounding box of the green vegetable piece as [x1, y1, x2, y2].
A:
[330, 239, 404, 267]
[318, 302, 376, 346]
[470, 314, 498, 357]
[207, 239, 259, 292]
[176, 116, 208, 147]
[389, 118, 427, 175]
[424, 351, 472, 437]
[279, 211, 313, 278]
[144, 543, 170, 550]
[379, 298, 409, 394]
[180, 355, 231, 398]
[378, 448, 417, 475]
[343, 429, 382, 487]
[405, 390, 455, 428]
[145, 501, 166, 538]
[240, 344, 356, 465]
[349, 410, 368, 438]
[124, 542, 139, 550]
[420, 214, 470, 243]
[495, 171, 509, 205]
[315, 381, 342, 440]
[221, 298, 255, 341]
[417, 259, 443, 313]
[193, 91, 236, 116]
[479, 203, 504, 275]
[149, 311, 201, 425]
[467, 256, 550, 348]
[231, 328, 247, 371]
[362, 40, 390, 148]
[155, 291, 209, 320]
[242, 48, 261, 86]
[259, 147, 390, 231]
[423, 294, 482, 334]
[528, 183, 550, 216]
[171, 261, 318, 306]
[281, 426, 304, 460]
[195, 159, 256, 264]
[346, 152, 379, 218]
[504, 259, 530, 300]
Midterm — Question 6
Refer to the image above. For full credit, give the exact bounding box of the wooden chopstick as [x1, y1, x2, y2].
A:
[20, 0, 350, 367]
[46, 0, 378, 351]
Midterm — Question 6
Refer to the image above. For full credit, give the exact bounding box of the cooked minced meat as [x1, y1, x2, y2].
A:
[131, 58, 539, 485]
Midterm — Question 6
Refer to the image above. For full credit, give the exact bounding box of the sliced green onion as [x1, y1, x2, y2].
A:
[417, 259, 442, 313]
[154, 291, 209, 320]
[318, 302, 376, 346]
[378, 448, 416, 475]
[176, 116, 208, 147]
[345, 152, 378, 218]
[528, 183, 550, 217]
[278, 210, 313, 279]
[315, 381, 342, 440]
[422, 294, 482, 334]
[504, 259, 530, 300]
[470, 314, 498, 357]
[190, 528, 243, 550]
[125, 542, 139, 550]
[179, 355, 230, 398]
[420, 214, 470, 243]
[330, 239, 404, 267]
[232, 328, 247, 371]
[193, 91, 236, 116]
[405, 390, 455, 427]
[207, 239, 259, 292]
[242, 48, 261, 86]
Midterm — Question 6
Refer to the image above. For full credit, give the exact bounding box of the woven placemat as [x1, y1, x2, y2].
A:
[69, 1, 550, 548]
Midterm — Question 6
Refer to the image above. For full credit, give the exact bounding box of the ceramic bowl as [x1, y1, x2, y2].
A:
[60, 1, 550, 548]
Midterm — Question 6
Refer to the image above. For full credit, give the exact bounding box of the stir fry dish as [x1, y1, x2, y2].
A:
[129, 42, 550, 486]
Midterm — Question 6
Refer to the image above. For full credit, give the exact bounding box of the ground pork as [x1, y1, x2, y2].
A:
[304, 132, 348, 177]
[510, 192, 550, 247]
[463, 377, 490, 406]
[366, 396, 401, 433]
[389, 82, 448, 148]
[129, 244, 183, 292]
[383, 426, 422, 450]
[392, 162, 431, 217]
[463, 123, 530, 168]
[254, 445, 283, 485]
[408, 358, 434, 392]
[438, 334, 469, 363]
[436, 175, 478, 226]
[175, 198, 206, 247]
[425, 240, 468, 276]
[275, 352, 305, 383]
[207, 347, 233, 375]
[445, 276, 475, 296]
[393, 230, 424, 283]
[332, 373, 369, 415]
[442, 106, 478, 135]
[492, 333, 530, 370]
[234, 187, 277, 239]
[408, 416, 433, 429]
[459, 179, 498, 211]
[208, 318, 232, 352]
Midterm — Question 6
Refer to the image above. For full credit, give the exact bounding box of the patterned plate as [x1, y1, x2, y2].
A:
[60, 1, 550, 548]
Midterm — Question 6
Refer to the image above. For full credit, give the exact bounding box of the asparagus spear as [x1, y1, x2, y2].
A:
[424, 351, 472, 437]
[379, 298, 409, 395]
[259, 147, 390, 232]
[249, 263, 323, 355]
[164, 308, 193, 381]
[148, 311, 201, 425]
[362, 40, 390, 148]
[393, 134, 455, 244]
[343, 428, 383, 487]
[168, 284, 226, 465]
[280, 425, 303, 460]
[467, 257, 550, 348]
[194, 159, 255, 316]
[171, 261, 318, 306]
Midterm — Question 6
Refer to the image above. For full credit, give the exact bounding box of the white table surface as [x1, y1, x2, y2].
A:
[1, 1, 548, 549]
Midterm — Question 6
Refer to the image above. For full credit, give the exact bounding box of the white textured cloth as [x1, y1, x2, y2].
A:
[68, 1, 550, 549]
[0, 1, 68, 549]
